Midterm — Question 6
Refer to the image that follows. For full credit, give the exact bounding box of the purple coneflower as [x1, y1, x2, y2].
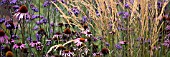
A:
[13, 42, 26, 49]
[0, 30, 8, 44]
[163, 39, 170, 47]
[29, 41, 41, 47]
[61, 50, 74, 57]
[13, 5, 30, 20]
[118, 41, 127, 45]
[36, 44, 43, 51]
[74, 38, 87, 46]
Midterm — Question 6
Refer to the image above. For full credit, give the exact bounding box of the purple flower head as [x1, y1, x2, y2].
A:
[163, 39, 170, 47]
[30, 4, 39, 12]
[10, 0, 17, 4]
[31, 7, 39, 12]
[95, 9, 100, 16]
[40, 18, 48, 24]
[46, 39, 52, 46]
[125, 3, 130, 8]
[71, 7, 80, 16]
[165, 25, 170, 31]
[118, 41, 127, 45]
[118, 11, 124, 15]
[157, 1, 162, 9]
[33, 25, 39, 30]
[2, 0, 7, 3]
[82, 16, 87, 23]
[43, 1, 50, 7]
[0, 30, 8, 44]
[5, 21, 15, 30]
[105, 42, 110, 46]
[12, 5, 19, 10]
[13, 43, 26, 49]
[31, 15, 39, 20]
[11, 35, 19, 39]
[115, 44, 122, 49]
[36, 33, 41, 41]
[122, 12, 129, 19]
[0, 18, 5, 24]
[55, 8, 58, 12]
[36, 21, 43, 25]
[29, 41, 41, 47]
[27, 37, 32, 42]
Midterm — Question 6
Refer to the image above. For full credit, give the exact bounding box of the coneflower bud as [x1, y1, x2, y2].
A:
[6, 51, 14, 57]
[58, 23, 64, 27]
[19, 5, 28, 13]
[64, 28, 71, 34]
[83, 24, 88, 30]
[79, 38, 86, 42]
[101, 48, 109, 55]
[38, 28, 46, 35]
[0, 30, 5, 36]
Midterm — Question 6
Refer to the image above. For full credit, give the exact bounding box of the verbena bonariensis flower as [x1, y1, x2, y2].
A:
[12, 5, 19, 10]
[71, 7, 80, 16]
[43, 1, 50, 7]
[13, 42, 26, 49]
[29, 41, 41, 47]
[82, 16, 87, 23]
[0, 18, 5, 24]
[33, 25, 39, 30]
[74, 38, 87, 46]
[61, 50, 74, 57]
[10, 0, 17, 4]
[157, 1, 162, 9]
[95, 9, 100, 16]
[30, 4, 39, 12]
[13, 5, 30, 20]
[122, 12, 129, 19]
[0, 30, 8, 44]
[46, 38, 52, 46]
[124, 3, 130, 8]
[31, 15, 39, 20]
[115, 44, 122, 49]
[40, 18, 48, 24]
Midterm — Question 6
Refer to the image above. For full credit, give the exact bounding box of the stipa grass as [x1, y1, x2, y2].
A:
[0, 0, 170, 57]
